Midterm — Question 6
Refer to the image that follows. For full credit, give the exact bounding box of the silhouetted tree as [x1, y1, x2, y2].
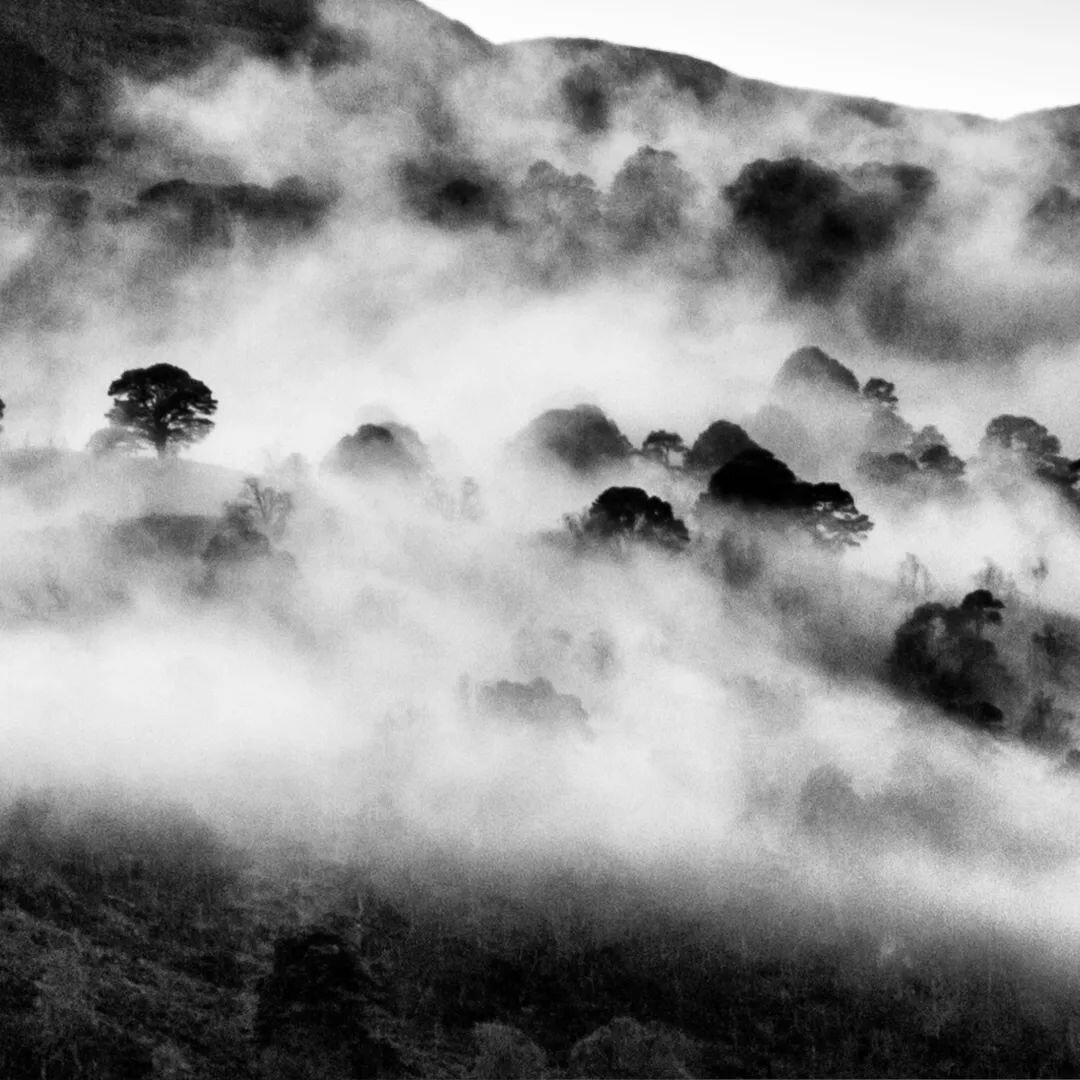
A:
[512, 404, 633, 472]
[203, 494, 289, 571]
[703, 447, 872, 549]
[861, 376, 914, 452]
[570, 486, 690, 552]
[971, 562, 1016, 603]
[773, 346, 860, 398]
[104, 363, 217, 458]
[706, 446, 799, 507]
[983, 415, 1061, 458]
[910, 425, 951, 458]
[917, 442, 966, 479]
[225, 477, 294, 542]
[326, 422, 430, 479]
[797, 482, 874, 549]
[725, 157, 932, 300]
[980, 417, 1080, 500]
[859, 438, 964, 488]
[641, 429, 686, 466]
[862, 377, 898, 408]
[683, 419, 759, 475]
[889, 590, 1010, 724]
[960, 588, 1005, 638]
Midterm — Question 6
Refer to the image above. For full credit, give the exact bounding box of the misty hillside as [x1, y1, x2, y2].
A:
[6, 2, 1080, 1078]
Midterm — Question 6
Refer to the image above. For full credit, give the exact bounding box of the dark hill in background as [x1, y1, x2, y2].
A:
[511, 35, 973, 133]
[0, 0, 348, 168]
[1, 0, 1072, 174]
[0, 0, 502, 170]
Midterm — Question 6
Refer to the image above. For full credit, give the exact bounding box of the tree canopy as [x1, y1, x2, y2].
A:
[606, 146, 697, 252]
[326, 423, 430, 479]
[703, 447, 873, 549]
[889, 590, 1011, 726]
[773, 346, 860, 399]
[570, 486, 690, 552]
[982, 415, 1062, 458]
[725, 157, 933, 301]
[511, 404, 633, 472]
[981, 414, 1080, 502]
[684, 420, 759, 475]
[641, 430, 686, 466]
[104, 363, 217, 458]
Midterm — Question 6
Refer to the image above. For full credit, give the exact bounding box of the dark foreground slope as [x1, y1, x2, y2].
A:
[2, 794, 1080, 1079]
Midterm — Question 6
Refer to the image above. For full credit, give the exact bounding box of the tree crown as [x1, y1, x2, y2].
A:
[105, 363, 217, 457]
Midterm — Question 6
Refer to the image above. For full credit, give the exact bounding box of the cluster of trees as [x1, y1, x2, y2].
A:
[58, 351, 1080, 564]
[23, 349, 1080, 758]
[77, 347, 1079, 578]
[404, 145, 699, 270]
[766, 345, 1080, 511]
[702, 447, 872, 549]
[400, 142, 940, 299]
[132, 175, 335, 249]
[724, 158, 935, 301]
[560, 451, 871, 564]
[566, 487, 692, 553]
[326, 422, 432, 480]
[389, 131, 1080, 361]
[884, 565, 1080, 755]
[889, 589, 1011, 728]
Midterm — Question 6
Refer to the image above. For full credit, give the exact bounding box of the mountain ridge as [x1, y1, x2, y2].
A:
[0, 0, 1072, 174]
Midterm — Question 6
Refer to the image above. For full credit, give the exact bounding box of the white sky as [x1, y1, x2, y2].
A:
[423, 0, 1080, 119]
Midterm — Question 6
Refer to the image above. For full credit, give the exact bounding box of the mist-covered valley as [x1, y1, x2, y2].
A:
[5, 1, 1080, 1076]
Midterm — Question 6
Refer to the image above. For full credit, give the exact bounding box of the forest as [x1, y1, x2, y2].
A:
[3, 0, 1080, 1076]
